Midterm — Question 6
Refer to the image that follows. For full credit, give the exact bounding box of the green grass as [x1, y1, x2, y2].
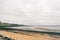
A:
[0, 23, 21, 27]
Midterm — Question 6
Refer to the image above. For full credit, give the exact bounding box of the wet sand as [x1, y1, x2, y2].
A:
[0, 30, 60, 40]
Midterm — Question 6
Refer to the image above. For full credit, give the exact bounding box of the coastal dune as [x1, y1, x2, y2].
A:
[0, 30, 60, 40]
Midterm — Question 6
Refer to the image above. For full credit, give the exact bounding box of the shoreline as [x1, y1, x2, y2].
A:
[0, 28, 60, 40]
[0, 30, 60, 40]
[0, 27, 60, 35]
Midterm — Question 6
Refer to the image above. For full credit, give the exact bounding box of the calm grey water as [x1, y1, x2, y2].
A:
[6, 25, 60, 33]
[0, 37, 3, 40]
[0, 37, 7, 40]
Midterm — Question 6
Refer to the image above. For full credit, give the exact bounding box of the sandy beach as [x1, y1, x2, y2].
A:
[0, 30, 60, 40]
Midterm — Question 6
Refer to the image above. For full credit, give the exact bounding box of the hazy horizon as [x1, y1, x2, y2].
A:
[0, 0, 60, 25]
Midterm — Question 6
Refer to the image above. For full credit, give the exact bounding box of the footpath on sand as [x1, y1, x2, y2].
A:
[0, 30, 60, 40]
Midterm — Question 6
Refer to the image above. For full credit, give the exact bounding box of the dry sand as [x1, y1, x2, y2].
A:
[0, 30, 60, 40]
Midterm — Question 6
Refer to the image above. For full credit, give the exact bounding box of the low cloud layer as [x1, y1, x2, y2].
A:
[0, 0, 60, 25]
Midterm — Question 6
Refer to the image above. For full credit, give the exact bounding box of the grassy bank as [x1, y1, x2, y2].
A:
[0, 22, 22, 27]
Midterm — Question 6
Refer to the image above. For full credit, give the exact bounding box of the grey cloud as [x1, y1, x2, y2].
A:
[0, 0, 60, 25]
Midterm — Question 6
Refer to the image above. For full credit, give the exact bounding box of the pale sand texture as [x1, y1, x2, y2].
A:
[0, 30, 60, 40]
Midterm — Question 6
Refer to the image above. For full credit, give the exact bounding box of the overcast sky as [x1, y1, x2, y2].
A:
[0, 0, 60, 25]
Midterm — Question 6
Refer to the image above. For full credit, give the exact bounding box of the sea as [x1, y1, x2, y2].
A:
[6, 25, 60, 33]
